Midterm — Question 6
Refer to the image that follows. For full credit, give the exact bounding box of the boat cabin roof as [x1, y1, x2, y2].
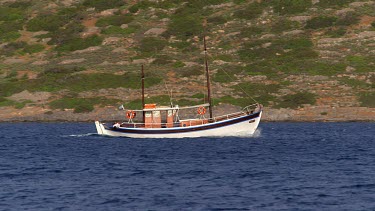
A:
[131, 103, 210, 112]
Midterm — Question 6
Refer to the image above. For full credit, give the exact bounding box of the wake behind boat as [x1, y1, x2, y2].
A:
[95, 34, 263, 138]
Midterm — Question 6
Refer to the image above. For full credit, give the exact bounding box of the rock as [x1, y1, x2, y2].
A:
[205, 2, 234, 9]
[346, 66, 356, 72]
[116, 61, 130, 65]
[120, 24, 128, 29]
[260, 34, 276, 39]
[100, 61, 112, 66]
[7, 90, 51, 102]
[3, 58, 27, 64]
[213, 60, 227, 65]
[59, 58, 86, 64]
[335, 8, 355, 16]
[289, 16, 312, 23]
[349, 1, 374, 8]
[32, 60, 49, 65]
[358, 31, 375, 39]
[226, 32, 240, 37]
[144, 28, 167, 36]
[73, 46, 101, 54]
[32, 31, 49, 37]
[183, 62, 199, 67]
[99, 9, 119, 17]
[103, 37, 121, 45]
[132, 59, 155, 65]
[282, 30, 304, 36]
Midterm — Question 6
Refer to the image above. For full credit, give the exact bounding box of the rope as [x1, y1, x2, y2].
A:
[164, 81, 173, 107]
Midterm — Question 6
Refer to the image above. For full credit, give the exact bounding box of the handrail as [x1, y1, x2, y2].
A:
[113, 104, 260, 129]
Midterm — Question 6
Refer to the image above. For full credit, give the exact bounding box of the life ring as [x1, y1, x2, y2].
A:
[197, 106, 206, 115]
[126, 110, 136, 119]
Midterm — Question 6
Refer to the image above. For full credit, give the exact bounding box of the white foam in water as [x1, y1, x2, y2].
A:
[252, 128, 262, 138]
[64, 133, 97, 137]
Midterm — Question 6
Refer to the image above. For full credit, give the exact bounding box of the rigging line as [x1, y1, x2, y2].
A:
[207, 54, 258, 104]
[164, 80, 173, 107]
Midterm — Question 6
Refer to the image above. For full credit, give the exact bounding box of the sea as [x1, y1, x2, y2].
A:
[0, 122, 374, 211]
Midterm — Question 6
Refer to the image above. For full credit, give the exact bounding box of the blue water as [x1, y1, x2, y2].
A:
[0, 122, 374, 210]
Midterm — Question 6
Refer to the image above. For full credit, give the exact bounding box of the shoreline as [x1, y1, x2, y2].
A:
[0, 104, 374, 123]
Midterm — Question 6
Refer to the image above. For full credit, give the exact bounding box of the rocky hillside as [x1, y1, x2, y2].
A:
[0, 0, 374, 122]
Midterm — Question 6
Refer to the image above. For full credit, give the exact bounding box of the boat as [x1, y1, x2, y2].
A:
[95, 35, 263, 138]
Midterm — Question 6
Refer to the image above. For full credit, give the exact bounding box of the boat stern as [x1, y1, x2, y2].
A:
[95, 121, 105, 135]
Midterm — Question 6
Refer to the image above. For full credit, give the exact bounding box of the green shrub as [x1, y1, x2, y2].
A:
[0, 97, 31, 109]
[305, 16, 337, 29]
[177, 67, 203, 77]
[207, 16, 228, 25]
[101, 26, 136, 35]
[0, 20, 23, 32]
[372, 21, 375, 28]
[325, 27, 346, 38]
[169, 41, 198, 52]
[213, 65, 242, 83]
[271, 19, 299, 33]
[234, 0, 247, 4]
[233, 2, 265, 20]
[341, 78, 371, 89]
[82, 0, 125, 11]
[128, 1, 156, 13]
[0, 31, 21, 42]
[336, 12, 360, 26]
[163, 1, 219, 39]
[271, 0, 312, 15]
[26, 14, 65, 32]
[164, 15, 203, 39]
[0, 6, 26, 21]
[214, 54, 235, 62]
[359, 92, 375, 107]
[41, 66, 85, 76]
[277, 92, 316, 109]
[191, 93, 205, 99]
[139, 37, 167, 54]
[23, 44, 45, 54]
[0, 97, 13, 107]
[0, 21, 23, 41]
[0, 41, 27, 56]
[152, 55, 173, 65]
[303, 62, 345, 76]
[49, 97, 113, 113]
[240, 26, 263, 38]
[55, 35, 103, 52]
[8, 1, 32, 9]
[173, 61, 185, 68]
[232, 83, 281, 103]
[317, 0, 354, 8]
[27, 7, 86, 32]
[96, 14, 134, 27]
[238, 37, 315, 61]
[48, 21, 85, 45]
[346, 56, 374, 73]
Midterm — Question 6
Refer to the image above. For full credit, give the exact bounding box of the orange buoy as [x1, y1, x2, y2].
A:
[197, 106, 206, 115]
[126, 110, 136, 119]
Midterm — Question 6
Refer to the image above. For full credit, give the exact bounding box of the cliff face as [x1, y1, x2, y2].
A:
[0, 0, 374, 122]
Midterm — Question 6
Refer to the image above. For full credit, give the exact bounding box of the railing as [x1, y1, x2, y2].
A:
[113, 104, 261, 129]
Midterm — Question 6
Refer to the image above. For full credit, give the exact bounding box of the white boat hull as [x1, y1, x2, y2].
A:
[95, 111, 262, 138]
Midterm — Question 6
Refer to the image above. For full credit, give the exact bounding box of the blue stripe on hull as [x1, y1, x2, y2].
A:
[106, 111, 261, 134]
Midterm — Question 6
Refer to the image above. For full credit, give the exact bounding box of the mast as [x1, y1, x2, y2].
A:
[141, 65, 145, 122]
[203, 35, 213, 120]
